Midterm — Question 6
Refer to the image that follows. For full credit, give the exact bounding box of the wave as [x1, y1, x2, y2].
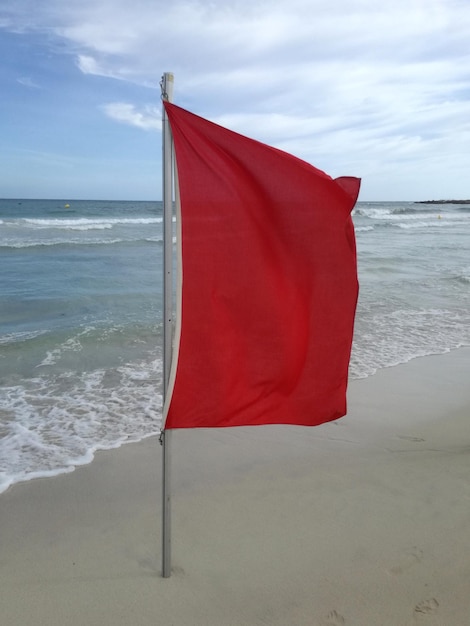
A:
[394, 219, 470, 229]
[354, 206, 423, 218]
[354, 207, 423, 220]
[448, 270, 470, 285]
[355, 207, 468, 220]
[0, 355, 163, 495]
[354, 226, 374, 232]
[351, 307, 470, 379]
[21, 217, 163, 230]
[0, 237, 163, 249]
[1, 238, 123, 249]
[0, 330, 48, 346]
[354, 208, 470, 231]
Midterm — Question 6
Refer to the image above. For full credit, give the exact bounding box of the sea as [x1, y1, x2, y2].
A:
[0, 198, 469, 494]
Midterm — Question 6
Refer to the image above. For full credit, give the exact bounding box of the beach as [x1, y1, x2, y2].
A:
[1, 347, 469, 625]
[2, 198, 469, 493]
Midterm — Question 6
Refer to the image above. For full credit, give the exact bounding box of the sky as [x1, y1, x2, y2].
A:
[0, 0, 469, 201]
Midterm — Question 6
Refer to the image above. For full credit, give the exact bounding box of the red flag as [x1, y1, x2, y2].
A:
[163, 102, 360, 429]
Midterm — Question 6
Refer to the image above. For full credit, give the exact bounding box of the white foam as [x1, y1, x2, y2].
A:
[453, 268, 470, 284]
[22, 217, 162, 230]
[396, 219, 469, 229]
[37, 333, 86, 367]
[0, 238, 126, 249]
[357, 207, 470, 223]
[350, 307, 470, 379]
[0, 330, 48, 346]
[0, 356, 163, 495]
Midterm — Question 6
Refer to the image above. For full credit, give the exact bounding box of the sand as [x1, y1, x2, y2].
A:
[1, 348, 470, 625]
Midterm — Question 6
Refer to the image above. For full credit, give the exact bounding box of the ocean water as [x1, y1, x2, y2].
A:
[1, 198, 469, 493]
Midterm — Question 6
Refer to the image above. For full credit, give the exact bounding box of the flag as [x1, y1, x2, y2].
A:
[163, 102, 360, 429]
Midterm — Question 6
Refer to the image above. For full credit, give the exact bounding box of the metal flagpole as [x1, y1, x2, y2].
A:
[161, 71, 174, 578]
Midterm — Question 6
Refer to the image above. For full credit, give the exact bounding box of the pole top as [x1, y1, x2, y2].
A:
[161, 73, 174, 102]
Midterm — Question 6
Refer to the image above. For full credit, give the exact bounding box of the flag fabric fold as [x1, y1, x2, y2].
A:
[163, 102, 360, 429]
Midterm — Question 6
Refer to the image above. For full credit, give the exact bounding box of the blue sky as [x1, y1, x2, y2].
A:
[1, 0, 469, 201]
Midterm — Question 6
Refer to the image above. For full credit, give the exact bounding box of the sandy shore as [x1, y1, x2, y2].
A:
[1, 348, 470, 625]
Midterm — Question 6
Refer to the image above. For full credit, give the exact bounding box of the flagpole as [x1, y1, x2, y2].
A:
[161, 71, 174, 578]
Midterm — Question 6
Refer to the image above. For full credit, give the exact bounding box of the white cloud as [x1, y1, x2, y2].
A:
[1, 0, 470, 198]
[76, 55, 103, 76]
[102, 102, 160, 130]
[17, 76, 40, 88]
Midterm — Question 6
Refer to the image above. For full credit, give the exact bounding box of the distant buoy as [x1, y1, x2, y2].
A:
[64, 203, 70, 208]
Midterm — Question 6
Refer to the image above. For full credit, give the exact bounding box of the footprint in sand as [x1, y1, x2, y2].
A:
[414, 598, 439, 615]
[388, 547, 423, 575]
[320, 610, 345, 625]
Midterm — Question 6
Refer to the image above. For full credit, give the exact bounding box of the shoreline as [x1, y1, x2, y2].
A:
[2, 343, 468, 498]
[1, 347, 470, 625]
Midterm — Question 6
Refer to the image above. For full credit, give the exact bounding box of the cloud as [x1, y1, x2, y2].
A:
[6, 1, 468, 77]
[76, 54, 105, 76]
[17, 76, 40, 88]
[1, 0, 470, 198]
[4, 2, 470, 101]
[102, 102, 160, 130]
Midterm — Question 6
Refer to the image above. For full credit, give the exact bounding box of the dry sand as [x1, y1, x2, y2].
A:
[1, 348, 470, 625]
